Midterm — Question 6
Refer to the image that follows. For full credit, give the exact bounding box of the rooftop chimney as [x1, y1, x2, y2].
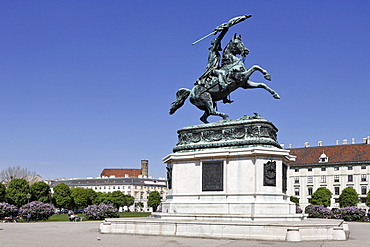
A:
[318, 141, 322, 146]
[141, 160, 148, 177]
[336, 140, 339, 145]
[343, 139, 348, 145]
[352, 138, 355, 144]
[304, 142, 309, 148]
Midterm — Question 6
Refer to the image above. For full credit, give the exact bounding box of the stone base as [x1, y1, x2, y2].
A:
[100, 217, 348, 241]
[162, 146, 297, 219]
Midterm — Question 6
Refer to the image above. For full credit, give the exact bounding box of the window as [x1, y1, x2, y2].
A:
[321, 175, 326, 183]
[348, 166, 353, 170]
[294, 176, 299, 183]
[348, 175, 353, 182]
[295, 168, 299, 172]
[334, 167, 339, 171]
[361, 174, 367, 182]
[334, 175, 340, 183]
[361, 186, 367, 195]
[361, 198, 367, 203]
[321, 167, 326, 171]
[308, 167, 312, 172]
[307, 176, 313, 183]
[334, 187, 340, 195]
[361, 165, 366, 169]
[294, 188, 300, 196]
[308, 187, 313, 196]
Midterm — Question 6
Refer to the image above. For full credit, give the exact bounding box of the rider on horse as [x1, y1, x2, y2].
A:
[194, 15, 251, 104]
[194, 26, 229, 92]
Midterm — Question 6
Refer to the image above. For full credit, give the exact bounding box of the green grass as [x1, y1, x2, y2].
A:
[119, 212, 151, 218]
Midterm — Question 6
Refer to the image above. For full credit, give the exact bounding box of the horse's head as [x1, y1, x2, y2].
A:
[227, 33, 250, 58]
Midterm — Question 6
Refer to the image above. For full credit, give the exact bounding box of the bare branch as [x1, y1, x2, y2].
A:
[0, 165, 38, 185]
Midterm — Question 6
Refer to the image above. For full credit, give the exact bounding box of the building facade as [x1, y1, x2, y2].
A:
[287, 138, 370, 210]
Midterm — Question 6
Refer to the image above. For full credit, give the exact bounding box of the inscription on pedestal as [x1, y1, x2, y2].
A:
[263, 160, 276, 186]
[202, 161, 223, 191]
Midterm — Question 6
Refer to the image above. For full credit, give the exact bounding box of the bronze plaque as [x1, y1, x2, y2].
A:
[202, 161, 223, 191]
[263, 160, 276, 186]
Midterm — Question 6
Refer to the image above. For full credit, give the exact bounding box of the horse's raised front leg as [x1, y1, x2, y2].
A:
[246, 80, 280, 99]
[249, 65, 271, 81]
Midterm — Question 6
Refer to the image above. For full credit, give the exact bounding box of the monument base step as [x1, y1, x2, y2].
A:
[100, 217, 348, 242]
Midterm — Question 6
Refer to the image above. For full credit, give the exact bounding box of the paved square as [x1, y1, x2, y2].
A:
[0, 221, 369, 246]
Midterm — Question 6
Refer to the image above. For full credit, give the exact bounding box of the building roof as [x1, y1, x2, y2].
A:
[100, 168, 141, 178]
[289, 143, 370, 166]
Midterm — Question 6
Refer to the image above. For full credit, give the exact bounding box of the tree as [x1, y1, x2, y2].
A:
[97, 192, 114, 205]
[71, 188, 89, 209]
[30, 181, 51, 203]
[310, 187, 332, 207]
[367, 190, 370, 207]
[0, 165, 38, 185]
[6, 178, 30, 207]
[85, 188, 97, 206]
[123, 194, 134, 208]
[147, 191, 161, 212]
[339, 187, 358, 208]
[110, 191, 126, 209]
[52, 183, 72, 210]
[290, 196, 300, 206]
[0, 183, 6, 202]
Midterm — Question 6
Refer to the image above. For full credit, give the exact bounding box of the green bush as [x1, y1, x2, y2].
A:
[339, 187, 358, 208]
[19, 201, 56, 221]
[0, 202, 18, 219]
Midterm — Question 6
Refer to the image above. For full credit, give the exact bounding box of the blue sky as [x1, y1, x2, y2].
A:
[1, 1, 369, 180]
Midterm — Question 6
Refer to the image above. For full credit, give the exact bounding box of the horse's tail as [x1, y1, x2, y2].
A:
[169, 88, 191, 115]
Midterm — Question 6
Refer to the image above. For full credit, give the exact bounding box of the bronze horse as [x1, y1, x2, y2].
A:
[170, 34, 280, 124]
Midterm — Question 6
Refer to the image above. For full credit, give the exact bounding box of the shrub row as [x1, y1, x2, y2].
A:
[1, 201, 121, 221]
[0, 201, 56, 221]
[305, 205, 370, 221]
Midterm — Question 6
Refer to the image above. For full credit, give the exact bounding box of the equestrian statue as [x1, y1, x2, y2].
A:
[169, 15, 280, 124]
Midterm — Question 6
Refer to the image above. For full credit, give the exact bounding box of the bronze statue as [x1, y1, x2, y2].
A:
[170, 15, 280, 124]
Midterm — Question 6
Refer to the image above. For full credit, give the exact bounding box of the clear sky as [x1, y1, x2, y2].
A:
[1, 1, 369, 180]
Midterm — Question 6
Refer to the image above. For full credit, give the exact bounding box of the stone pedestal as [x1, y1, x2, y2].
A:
[160, 116, 300, 221]
[160, 146, 300, 221]
[100, 116, 348, 241]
